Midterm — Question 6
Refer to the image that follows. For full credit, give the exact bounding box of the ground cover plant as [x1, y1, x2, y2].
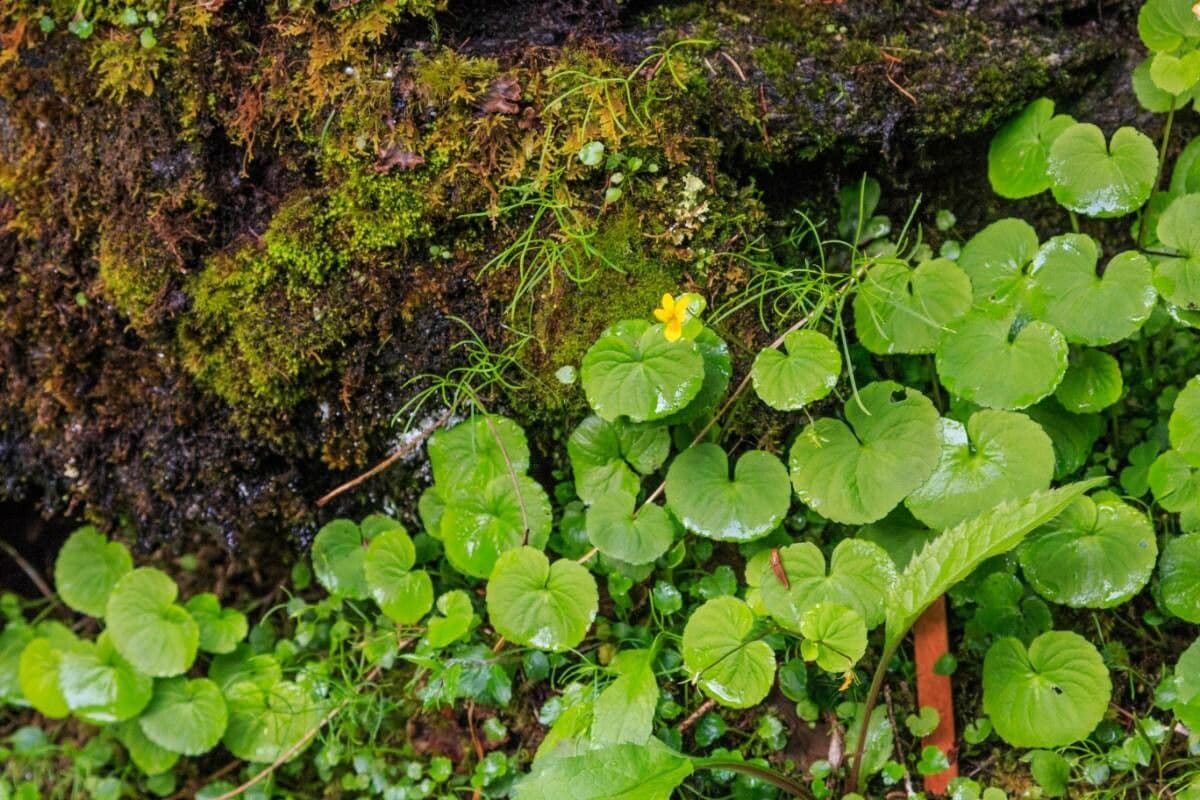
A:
[5, 0, 1200, 798]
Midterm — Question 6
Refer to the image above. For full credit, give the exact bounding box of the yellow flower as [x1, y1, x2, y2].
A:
[653, 293, 688, 342]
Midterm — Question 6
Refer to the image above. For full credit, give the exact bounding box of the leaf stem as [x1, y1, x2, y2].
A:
[695, 758, 812, 798]
[1137, 98, 1176, 251]
[847, 637, 902, 792]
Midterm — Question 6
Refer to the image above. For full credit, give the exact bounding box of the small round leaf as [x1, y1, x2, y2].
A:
[789, 381, 941, 524]
[853, 259, 973, 355]
[1019, 494, 1157, 608]
[799, 603, 867, 673]
[585, 491, 677, 565]
[59, 632, 153, 724]
[988, 98, 1076, 199]
[906, 411, 1055, 530]
[567, 415, 669, 505]
[665, 444, 791, 542]
[1150, 449, 1200, 514]
[1026, 398, 1103, 479]
[486, 546, 598, 652]
[115, 721, 179, 775]
[311, 519, 369, 599]
[750, 330, 841, 409]
[958, 218, 1041, 304]
[105, 568, 199, 677]
[1170, 377, 1200, 462]
[1160, 533, 1200, 622]
[54, 526, 132, 617]
[185, 594, 248, 655]
[1054, 349, 1123, 413]
[138, 677, 228, 756]
[1047, 124, 1158, 218]
[441, 474, 552, 578]
[681, 597, 775, 709]
[364, 528, 434, 624]
[983, 631, 1111, 748]
[581, 320, 704, 423]
[1154, 195, 1200, 311]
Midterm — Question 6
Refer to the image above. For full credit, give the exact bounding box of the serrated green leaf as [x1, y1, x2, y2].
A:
[364, 528, 434, 624]
[657, 327, 732, 426]
[1054, 349, 1123, 413]
[1153, 195, 1200, 311]
[311, 519, 369, 599]
[517, 740, 693, 800]
[424, 590, 477, 648]
[568, 415, 669, 505]
[585, 492, 676, 565]
[591, 649, 658, 746]
[115, 721, 180, 775]
[1151, 50, 1200, 95]
[682, 597, 774, 708]
[853, 259, 973, 354]
[1150, 449, 1200, 514]
[486, 547, 598, 652]
[222, 680, 324, 763]
[1047, 124, 1158, 218]
[428, 415, 530, 496]
[750, 330, 841, 408]
[958, 218, 1040, 304]
[799, 603, 866, 673]
[665, 444, 791, 541]
[581, 320, 704, 423]
[1139, 0, 1200, 51]
[441, 474, 552, 578]
[138, 677, 228, 756]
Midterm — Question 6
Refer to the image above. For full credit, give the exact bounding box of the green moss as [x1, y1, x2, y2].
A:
[97, 225, 175, 328]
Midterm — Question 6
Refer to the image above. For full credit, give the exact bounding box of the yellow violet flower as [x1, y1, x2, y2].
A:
[653, 293, 688, 342]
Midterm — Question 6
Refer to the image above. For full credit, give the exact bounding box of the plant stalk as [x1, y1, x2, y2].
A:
[847, 637, 903, 792]
[696, 759, 812, 798]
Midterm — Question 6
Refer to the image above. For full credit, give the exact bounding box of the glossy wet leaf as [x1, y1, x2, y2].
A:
[1132, 56, 1197, 112]
[591, 649, 658, 746]
[1029, 235, 1156, 345]
[1170, 377, 1200, 462]
[983, 631, 1111, 747]
[1139, 0, 1200, 51]
[887, 479, 1104, 648]
[750, 330, 841, 409]
[799, 603, 867, 673]
[906, 411, 1055, 529]
[58, 632, 153, 724]
[1026, 398, 1103, 479]
[1160, 533, 1200, 622]
[853, 259, 973, 354]
[1153, 195, 1200, 311]
[958, 218, 1040, 304]
[364, 527, 434, 624]
[936, 305, 1068, 410]
[1151, 50, 1200, 94]
[185, 593, 248, 655]
[138, 677, 228, 756]
[567, 415, 669, 505]
[761, 538, 896, 630]
[0, 624, 33, 707]
[581, 320, 704, 423]
[682, 597, 775, 709]
[665, 444, 791, 541]
[17, 628, 83, 718]
[858, 507, 937, 571]
[311, 519, 370, 599]
[424, 590, 477, 649]
[441, 474, 552, 578]
[105, 567, 199, 677]
[517, 740, 693, 800]
[53, 526, 132, 617]
[428, 415, 530, 496]
[586, 491, 676, 565]
[115, 721, 179, 775]
[988, 98, 1076, 198]
[1019, 494, 1157, 608]
[1149, 449, 1200, 514]
[486, 547, 598, 652]
[657, 328, 732, 425]
[1047, 123, 1158, 218]
[223, 680, 324, 763]
[789, 381, 940, 524]
[1171, 136, 1200, 195]
[1055, 349, 1123, 413]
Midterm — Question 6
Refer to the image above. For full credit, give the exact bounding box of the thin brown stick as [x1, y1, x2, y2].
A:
[316, 412, 451, 507]
[677, 698, 717, 734]
[0, 539, 54, 601]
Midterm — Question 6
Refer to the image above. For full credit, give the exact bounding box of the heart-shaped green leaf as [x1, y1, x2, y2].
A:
[418, 486, 445, 537]
[905, 411, 1055, 530]
[958, 218, 1041, 304]
[184, 594, 248, 655]
[1160, 533, 1200, 622]
[138, 677, 228, 756]
[799, 602, 867, 673]
[1047, 124, 1158, 218]
[1139, 0, 1200, 51]
[988, 98, 1077, 199]
[1030, 235, 1156, 345]
[936, 305, 1069, 410]
[789, 381, 941, 524]
[1151, 50, 1200, 94]
[424, 591, 477, 649]
[17, 624, 84, 718]
[105, 567, 199, 677]
[853, 259, 973, 355]
[1170, 377, 1200, 461]
[585, 491, 677, 565]
[53, 526, 132, 618]
[759, 540, 896, 630]
[1019, 493, 1158, 608]
[657, 328, 732, 425]
[1054, 349, 1123, 413]
[983, 631, 1111, 748]
[1171, 136, 1200, 195]
[581, 320, 704, 423]
[682, 596, 775, 709]
[428, 415, 530, 496]
[486, 546, 598, 652]
[311, 519, 370, 599]
[115, 721, 179, 775]
[1154, 195, 1200, 311]
[441, 474, 552, 578]
[750, 330, 841, 408]
[59, 631, 153, 724]
[223, 680, 324, 763]
[364, 528, 434, 624]
[1133, 55, 1197, 112]
[518, 741, 693, 800]
[208, 645, 282, 693]
[665, 444, 791, 541]
[567, 415, 669, 505]
[1026, 398, 1104, 479]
